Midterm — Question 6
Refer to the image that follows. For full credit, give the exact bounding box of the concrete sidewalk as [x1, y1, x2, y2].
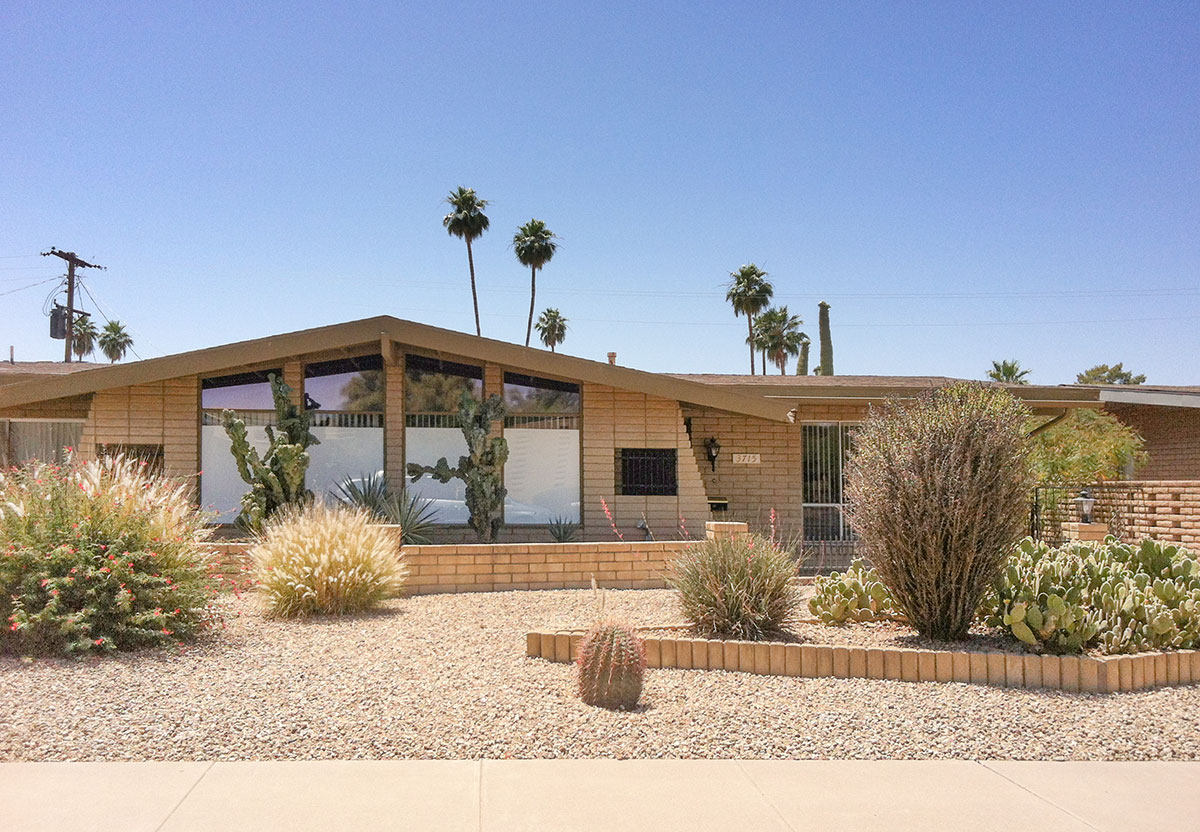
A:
[3, 760, 1196, 831]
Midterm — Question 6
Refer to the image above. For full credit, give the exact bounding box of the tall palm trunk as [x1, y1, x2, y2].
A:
[466, 237, 481, 336]
[762, 350, 766, 375]
[746, 315, 755, 374]
[525, 266, 537, 347]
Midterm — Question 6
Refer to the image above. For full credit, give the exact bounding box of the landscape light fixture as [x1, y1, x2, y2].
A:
[1075, 488, 1096, 524]
[704, 437, 722, 471]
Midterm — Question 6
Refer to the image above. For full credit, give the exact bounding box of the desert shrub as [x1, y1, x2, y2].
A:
[667, 533, 800, 640]
[576, 618, 645, 710]
[332, 473, 437, 545]
[845, 382, 1032, 641]
[0, 454, 215, 655]
[251, 502, 407, 617]
[983, 537, 1200, 654]
[809, 559, 897, 624]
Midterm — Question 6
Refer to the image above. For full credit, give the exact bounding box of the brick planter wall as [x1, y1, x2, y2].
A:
[208, 539, 692, 595]
[1105, 481, 1200, 547]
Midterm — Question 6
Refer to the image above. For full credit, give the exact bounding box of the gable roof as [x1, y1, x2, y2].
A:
[0, 361, 103, 386]
[0, 316, 796, 422]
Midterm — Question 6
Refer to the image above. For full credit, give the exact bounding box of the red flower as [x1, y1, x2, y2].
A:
[93, 638, 103, 646]
[40, 578, 49, 587]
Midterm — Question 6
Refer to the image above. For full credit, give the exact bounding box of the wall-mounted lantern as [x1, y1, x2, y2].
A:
[1075, 488, 1096, 524]
[704, 437, 722, 472]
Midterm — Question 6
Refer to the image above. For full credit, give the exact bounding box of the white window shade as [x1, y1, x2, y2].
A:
[504, 428, 580, 524]
[405, 426, 470, 524]
[308, 426, 384, 500]
[200, 424, 271, 524]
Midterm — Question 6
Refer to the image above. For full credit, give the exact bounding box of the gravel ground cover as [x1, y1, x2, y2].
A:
[3, 589, 1198, 761]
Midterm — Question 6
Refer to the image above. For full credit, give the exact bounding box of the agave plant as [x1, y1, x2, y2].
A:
[547, 515, 580, 543]
[332, 473, 437, 545]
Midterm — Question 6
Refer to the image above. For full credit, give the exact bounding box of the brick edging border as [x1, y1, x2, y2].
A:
[525, 630, 1200, 693]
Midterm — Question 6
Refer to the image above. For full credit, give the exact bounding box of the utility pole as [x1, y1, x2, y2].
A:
[41, 248, 105, 363]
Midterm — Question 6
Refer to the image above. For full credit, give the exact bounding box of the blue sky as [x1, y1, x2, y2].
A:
[2, 2, 1197, 384]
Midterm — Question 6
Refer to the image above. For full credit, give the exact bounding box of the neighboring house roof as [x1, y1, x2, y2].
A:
[0, 316, 796, 423]
[672, 373, 1099, 411]
[0, 361, 103, 387]
[1078, 384, 1200, 410]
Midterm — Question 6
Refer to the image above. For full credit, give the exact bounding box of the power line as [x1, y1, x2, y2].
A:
[41, 248, 104, 363]
[0, 276, 62, 297]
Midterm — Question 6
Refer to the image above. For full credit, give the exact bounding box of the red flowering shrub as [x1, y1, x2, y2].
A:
[0, 454, 217, 655]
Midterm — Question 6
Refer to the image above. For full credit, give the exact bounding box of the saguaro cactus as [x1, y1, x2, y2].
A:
[222, 373, 319, 532]
[818, 301, 834, 376]
[407, 391, 509, 542]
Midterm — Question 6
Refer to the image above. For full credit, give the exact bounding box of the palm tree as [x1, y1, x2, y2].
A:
[512, 219, 559, 347]
[987, 359, 1030, 384]
[724, 264, 773, 375]
[534, 308, 568, 352]
[442, 187, 490, 337]
[752, 306, 806, 374]
[71, 316, 98, 360]
[98, 320, 134, 363]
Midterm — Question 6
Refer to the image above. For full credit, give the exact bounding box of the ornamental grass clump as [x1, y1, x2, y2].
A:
[667, 534, 800, 640]
[0, 454, 216, 655]
[251, 502, 407, 617]
[845, 383, 1033, 641]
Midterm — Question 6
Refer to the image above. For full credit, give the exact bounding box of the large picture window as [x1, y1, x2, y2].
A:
[404, 354, 483, 524]
[503, 373, 580, 524]
[200, 369, 280, 522]
[801, 423, 855, 542]
[305, 355, 384, 500]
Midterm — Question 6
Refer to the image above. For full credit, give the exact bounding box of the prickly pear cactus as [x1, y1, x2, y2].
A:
[407, 391, 508, 543]
[983, 537, 1200, 654]
[576, 619, 646, 710]
[809, 559, 896, 624]
[222, 373, 319, 533]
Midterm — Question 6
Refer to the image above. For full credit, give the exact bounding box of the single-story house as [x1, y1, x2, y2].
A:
[0, 316, 1179, 547]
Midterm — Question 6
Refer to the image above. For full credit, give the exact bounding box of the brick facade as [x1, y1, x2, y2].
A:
[79, 378, 200, 485]
[1099, 481, 1200, 547]
[1106, 403, 1200, 480]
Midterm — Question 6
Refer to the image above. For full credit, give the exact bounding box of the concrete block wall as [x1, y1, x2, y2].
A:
[581, 384, 711, 541]
[79, 377, 200, 484]
[1105, 403, 1200, 480]
[1103, 481, 1200, 546]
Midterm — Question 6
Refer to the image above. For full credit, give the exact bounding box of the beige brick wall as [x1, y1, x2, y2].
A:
[1106, 403, 1200, 480]
[581, 384, 710, 541]
[1102, 481, 1200, 547]
[681, 403, 867, 537]
[79, 377, 200, 482]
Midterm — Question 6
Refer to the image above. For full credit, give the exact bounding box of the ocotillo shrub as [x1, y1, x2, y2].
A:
[667, 534, 800, 640]
[0, 454, 216, 655]
[845, 382, 1032, 641]
[251, 503, 407, 617]
[576, 619, 646, 710]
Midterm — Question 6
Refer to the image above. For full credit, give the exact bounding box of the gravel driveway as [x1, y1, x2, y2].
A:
[3, 589, 1198, 761]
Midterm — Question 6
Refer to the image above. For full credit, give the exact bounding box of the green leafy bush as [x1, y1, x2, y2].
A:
[0, 455, 216, 655]
[845, 382, 1033, 640]
[251, 502, 407, 617]
[809, 560, 896, 624]
[667, 533, 800, 640]
[982, 537, 1200, 654]
[576, 619, 645, 710]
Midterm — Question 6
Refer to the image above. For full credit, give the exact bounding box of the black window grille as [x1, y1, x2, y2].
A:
[617, 448, 677, 496]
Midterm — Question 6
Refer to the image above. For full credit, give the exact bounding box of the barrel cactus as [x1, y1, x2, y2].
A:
[576, 619, 646, 710]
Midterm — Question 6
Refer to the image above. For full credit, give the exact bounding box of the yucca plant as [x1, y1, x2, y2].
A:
[667, 534, 800, 640]
[251, 502, 407, 617]
[333, 473, 437, 545]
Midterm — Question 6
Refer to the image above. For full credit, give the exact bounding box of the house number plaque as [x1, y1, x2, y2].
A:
[732, 453, 761, 464]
